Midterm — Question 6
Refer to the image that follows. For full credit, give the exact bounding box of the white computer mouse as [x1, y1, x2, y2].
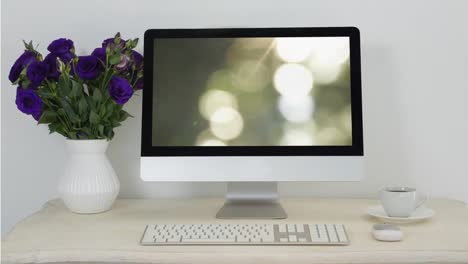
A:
[372, 224, 402, 242]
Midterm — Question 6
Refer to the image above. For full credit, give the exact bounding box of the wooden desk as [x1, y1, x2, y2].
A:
[2, 198, 468, 264]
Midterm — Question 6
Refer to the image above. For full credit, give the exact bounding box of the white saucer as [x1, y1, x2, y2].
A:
[367, 205, 435, 224]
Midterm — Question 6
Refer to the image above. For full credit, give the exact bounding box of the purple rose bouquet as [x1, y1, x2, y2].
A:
[8, 33, 143, 139]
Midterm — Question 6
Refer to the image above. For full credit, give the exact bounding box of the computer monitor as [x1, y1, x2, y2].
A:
[141, 27, 363, 219]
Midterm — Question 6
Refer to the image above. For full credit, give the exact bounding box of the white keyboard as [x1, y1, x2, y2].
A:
[141, 223, 349, 245]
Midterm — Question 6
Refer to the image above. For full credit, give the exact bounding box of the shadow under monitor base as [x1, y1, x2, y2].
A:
[216, 201, 287, 219]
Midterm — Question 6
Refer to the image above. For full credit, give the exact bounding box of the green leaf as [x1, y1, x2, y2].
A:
[81, 127, 92, 136]
[99, 104, 107, 117]
[78, 97, 88, 115]
[57, 108, 66, 116]
[37, 89, 54, 99]
[70, 80, 83, 98]
[114, 32, 121, 44]
[109, 54, 120, 65]
[60, 99, 80, 123]
[48, 121, 68, 137]
[57, 75, 71, 95]
[48, 122, 60, 133]
[106, 129, 115, 140]
[119, 112, 128, 122]
[119, 110, 133, 122]
[86, 96, 96, 111]
[89, 110, 100, 124]
[125, 38, 138, 50]
[68, 131, 77, 140]
[23, 40, 29, 49]
[21, 79, 31, 89]
[38, 111, 57, 124]
[48, 81, 57, 90]
[92, 88, 102, 102]
[104, 103, 114, 119]
[98, 125, 105, 136]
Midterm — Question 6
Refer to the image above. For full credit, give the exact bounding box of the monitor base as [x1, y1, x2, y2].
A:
[216, 201, 287, 219]
[216, 182, 287, 219]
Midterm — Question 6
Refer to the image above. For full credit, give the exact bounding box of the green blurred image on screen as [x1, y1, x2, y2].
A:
[152, 37, 352, 147]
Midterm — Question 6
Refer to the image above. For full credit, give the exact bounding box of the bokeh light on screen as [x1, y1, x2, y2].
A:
[308, 37, 349, 84]
[308, 63, 342, 84]
[199, 89, 238, 120]
[280, 127, 315, 146]
[275, 37, 314, 63]
[278, 96, 314, 123]
[273, 64, 314, 97]
[209, 107, 244, 140]
[196, 130, 227, 146]
[309, 37, 349, 65]
[198, 139, 227, 146]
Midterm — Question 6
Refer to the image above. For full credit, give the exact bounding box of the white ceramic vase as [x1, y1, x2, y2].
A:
[59, 139, 120, 214]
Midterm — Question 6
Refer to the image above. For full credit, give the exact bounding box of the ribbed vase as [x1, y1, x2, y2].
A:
[59, 139, 120, 214]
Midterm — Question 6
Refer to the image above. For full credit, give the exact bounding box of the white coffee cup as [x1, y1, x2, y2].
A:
[380, 187, 426, 217]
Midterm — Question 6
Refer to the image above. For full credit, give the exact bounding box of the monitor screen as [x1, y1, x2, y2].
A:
[151, 36, 352, 147]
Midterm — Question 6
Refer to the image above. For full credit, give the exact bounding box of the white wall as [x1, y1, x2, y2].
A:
[2, 0, 468, 237]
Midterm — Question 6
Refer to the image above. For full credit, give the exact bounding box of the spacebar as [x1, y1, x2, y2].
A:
[182, 238, 236, 243]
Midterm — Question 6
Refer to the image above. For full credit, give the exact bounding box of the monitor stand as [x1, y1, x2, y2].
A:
[216, 182, 287, 219]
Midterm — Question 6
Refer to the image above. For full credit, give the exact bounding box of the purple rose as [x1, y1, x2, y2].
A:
[115, 54, 130, 71]
[58, 52, 75, 63]
[130, 51, 143, 69]
[108, 76, 133, 104]
[43, 53, 60, 79]
[47, 38, 75, 63]
[47, 38, 74, 55]
[9, 51, 36, 83]
[134, 78, 143, 90]
[91, 47, 107, 64]
[15, 87, 43, 120]
[9, 63, 24, 83]
[102, 38, 126, 50]
[26, 61, 49, 88]
[75, 55, 103, 80]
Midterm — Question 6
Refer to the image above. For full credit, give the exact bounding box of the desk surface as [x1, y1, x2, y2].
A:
[2, 198, 468, 264]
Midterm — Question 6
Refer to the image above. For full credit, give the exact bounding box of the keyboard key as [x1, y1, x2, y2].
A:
[309, 224, 329, 242]
[336, 224, 348, 242]
[251, 236, 261, 242]
[327, 225, 339, 242]
[237, 236, 249, 243]
[296, 224, 305, 233]
[167, 237, 181, 242]
[278, 224, 287, 233]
